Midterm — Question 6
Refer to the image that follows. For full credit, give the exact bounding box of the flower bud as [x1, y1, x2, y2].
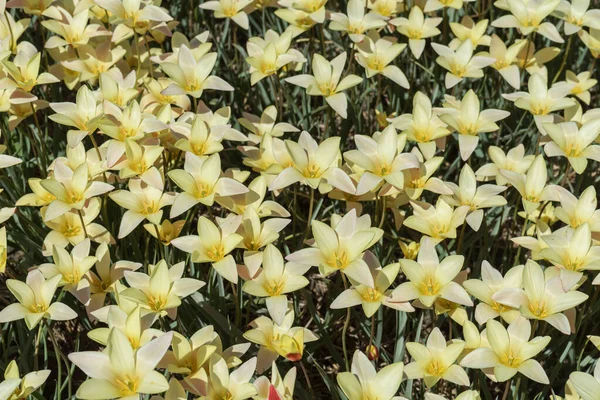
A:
[366, 344, 379, 361]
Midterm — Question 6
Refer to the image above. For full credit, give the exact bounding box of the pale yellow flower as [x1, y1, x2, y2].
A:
[38, 238, 97, 304]
[391, 92, 451, 160]
[329, 0, 387, 43]
[200, 0, 253, 29]
[285, 52, 362, 118]
[493, 260, 588, 334]
[555, 0, 600, 35]
[121, 259, 205, 318]
[286, 209, 383, 287]
[442, 164, 507, 231]
[244, 309, 318, 372]
[269, 131, 355, 193]
[61, 42, 126, 84]
[171, 215, 243, 283]
[0, 269, 77, 329]
[554, 185, 600, 231]
[405, 327, 470, 388]
[485, 34, 527, 89]
[463, 262, 524, 324]
[0, 360, 50, 400]
[109, 168, 174, 238]
[69, 329, 173, 399]
[238, 105, 299, 144]
[201, 356, 257, 400]
[42, 8, 110, 48]
[355, 35, 409, 88]
[503, 73, 575, 134]
[500, 154, 560, 214]
[432, 40, 495, 89]
[449, 17, 491, 50]
[330, 253, 414, 316]
[95, 0, 173, 41]
[403, 198, 469, 243]
[0, 48, 59, 92]
[160, 45, 233, 98]
[40, 160, 113, 221]
[438, 89, 510, 160]
[544, 119, 600, 174]
[344, 125, 419, 195]
[243, 244, 309, 323]
[475, 144, 534, 186]
[553, 70, 598, 104]
[245, 29, 306, 85]
[393, 237, 472, 307]
[337, 350, 405, 399]
[492, 0, 564, 42]
[49, 85, 102, 147]
[390, 6, 441, 59]
[168, 153, 248, 217]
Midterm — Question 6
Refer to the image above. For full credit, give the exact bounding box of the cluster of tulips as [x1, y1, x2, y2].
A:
[0, 0, 599, 398]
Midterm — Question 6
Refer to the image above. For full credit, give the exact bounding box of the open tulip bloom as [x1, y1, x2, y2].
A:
[461, 317, 551, 384]
[285, 52, 362, 118]
[0, 269, 77, 329]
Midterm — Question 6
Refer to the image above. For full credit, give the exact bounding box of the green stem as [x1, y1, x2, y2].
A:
[78, 209, 88, 239]
[133, 31, 141, 77]
[34, 322, 43, 370]
[501, 378, 512, 400]
[29, 102, 48, 173]
[298, 360, 315, 398]
[377, 196, 386, 229]
[154, 224, 164, 260]
[48, 324, 70, 398]
[513, 212, 529, 266]
[552, 35, 573, 84]
[456, 221, 467, 253]
[341, 274, 351, 371]
[303, 187, 315, 242]
[144, 36, 154, 80]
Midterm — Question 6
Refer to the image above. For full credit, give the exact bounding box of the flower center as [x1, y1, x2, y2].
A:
[419, 276, 440, 296]
[116, 377, 138, 395]
[141, 200, 157, 215]
[195, 182, 212, 198]
[303, 163, 322, 178]
[207, 244, 225, 261]
[528, 300, 549, 318]
[66, 190, 84, 204]
[360, 287, 382, 302]
[266, 279, 285, 296]
[327, 251, 348, 270]
[64, 223, 82, 237]
[29, 302, 47, 313]
[500, 350, 522, 367]
[426, 359, 446, 375]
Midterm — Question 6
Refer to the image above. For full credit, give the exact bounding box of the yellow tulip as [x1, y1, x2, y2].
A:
[0, 269, 77, 329]
[393, 237, 472, 308]
[286, 208, 383, 287]
[285, 53, 362, 119]
[121, 259, 205, 318]
[171, 215, 243, 283]
[461, 317, 551, 384]
[405, 327, 470, 388]
[493, 260, 588, 334]
[337, 350, 405, 399]
[0, 360, 50, 400]
[69, 328, 173, 399]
